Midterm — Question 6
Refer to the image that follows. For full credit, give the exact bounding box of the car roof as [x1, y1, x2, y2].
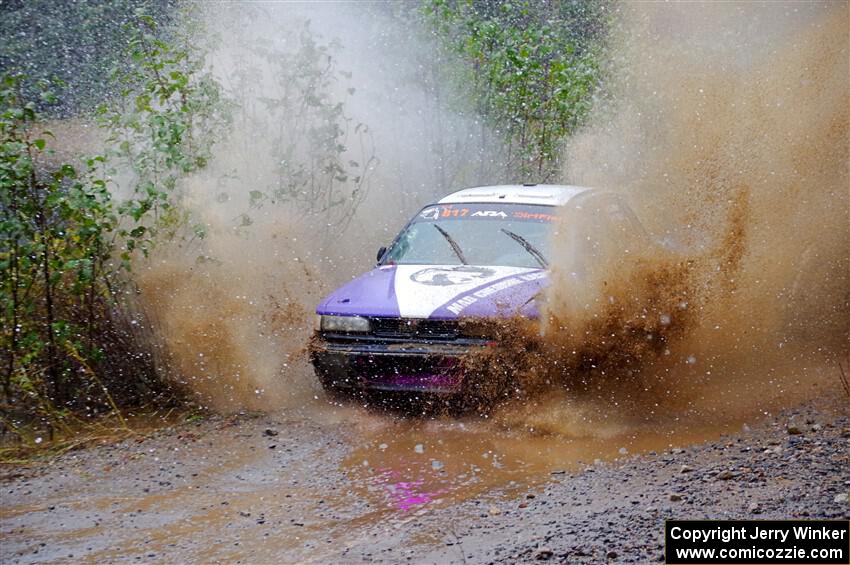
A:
[437, 184, 592, 206]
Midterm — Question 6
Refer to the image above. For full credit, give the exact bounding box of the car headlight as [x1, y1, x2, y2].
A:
[320, 315, 371, 333]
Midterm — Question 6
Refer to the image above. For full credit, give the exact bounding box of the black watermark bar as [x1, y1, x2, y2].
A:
[666, 520, 849, 564]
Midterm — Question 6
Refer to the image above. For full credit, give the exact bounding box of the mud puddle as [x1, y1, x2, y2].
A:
[336, 407, 744, 514]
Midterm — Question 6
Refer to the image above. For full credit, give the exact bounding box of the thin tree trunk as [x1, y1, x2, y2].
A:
[40, 223, 61, 403]
[30, 159, 61, 403]
[4, 166, 21, 400]
[4, 240, 18, 400]
[87, 245, 98, 351]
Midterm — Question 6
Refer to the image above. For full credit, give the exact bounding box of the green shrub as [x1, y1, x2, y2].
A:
[0, 9, 229, 435]
[423, 0, 609, 181]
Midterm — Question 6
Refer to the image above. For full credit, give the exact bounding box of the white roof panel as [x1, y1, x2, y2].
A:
[437, 184, 591, 206]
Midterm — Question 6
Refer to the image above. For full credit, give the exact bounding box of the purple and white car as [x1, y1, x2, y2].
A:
[310, 184, 645, 398]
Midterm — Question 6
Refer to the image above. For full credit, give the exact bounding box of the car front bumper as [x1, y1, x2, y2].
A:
[309, 334, 486, 394]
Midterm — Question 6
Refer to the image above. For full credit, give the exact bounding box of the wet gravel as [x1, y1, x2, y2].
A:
[1, 414, 359, 563]
[1, 403, 848, 564]
[409, 406, 850, 564]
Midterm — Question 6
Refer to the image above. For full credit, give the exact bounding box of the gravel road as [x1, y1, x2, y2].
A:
[2, 398, 848, 564]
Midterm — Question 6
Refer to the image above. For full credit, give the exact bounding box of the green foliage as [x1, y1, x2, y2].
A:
[423, 0, 609, 181]
[97, 11, 231, 262]
[0, 75, 120, 420]
[1, 9, 226, 432]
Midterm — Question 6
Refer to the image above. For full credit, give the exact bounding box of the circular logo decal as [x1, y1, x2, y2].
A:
[410, 266, 495, 286]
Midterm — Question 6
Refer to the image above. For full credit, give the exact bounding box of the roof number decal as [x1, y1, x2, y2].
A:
[414, 204, 557, 223]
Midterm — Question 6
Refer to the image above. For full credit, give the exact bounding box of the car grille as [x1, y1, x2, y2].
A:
[370, 317, 460, 340]
[350, 353, 463, 391]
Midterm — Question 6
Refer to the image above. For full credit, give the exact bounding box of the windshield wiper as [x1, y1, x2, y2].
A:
[433, 224, 468, 265]
[500, 228, 548, 268]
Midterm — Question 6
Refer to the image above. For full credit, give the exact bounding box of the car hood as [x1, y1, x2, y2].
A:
[316, 264, 547, 320]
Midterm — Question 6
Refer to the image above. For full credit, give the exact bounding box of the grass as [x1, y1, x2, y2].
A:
[0, 404, 205, 466]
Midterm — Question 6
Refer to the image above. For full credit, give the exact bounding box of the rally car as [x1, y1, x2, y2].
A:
[309, 184, 647, 398]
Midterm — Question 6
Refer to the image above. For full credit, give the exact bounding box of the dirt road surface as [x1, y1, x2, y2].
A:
[2, 398, 848, 564]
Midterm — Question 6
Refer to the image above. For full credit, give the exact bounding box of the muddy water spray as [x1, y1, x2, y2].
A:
[132, 4, 504, 410]
[491, 2, 849, 433]
[132, 3, 847, 418]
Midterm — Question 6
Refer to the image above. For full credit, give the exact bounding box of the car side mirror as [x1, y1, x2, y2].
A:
[376, 246, 387, 264]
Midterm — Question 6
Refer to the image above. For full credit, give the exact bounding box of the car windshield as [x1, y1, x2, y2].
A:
[381, 203, 557, 268]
